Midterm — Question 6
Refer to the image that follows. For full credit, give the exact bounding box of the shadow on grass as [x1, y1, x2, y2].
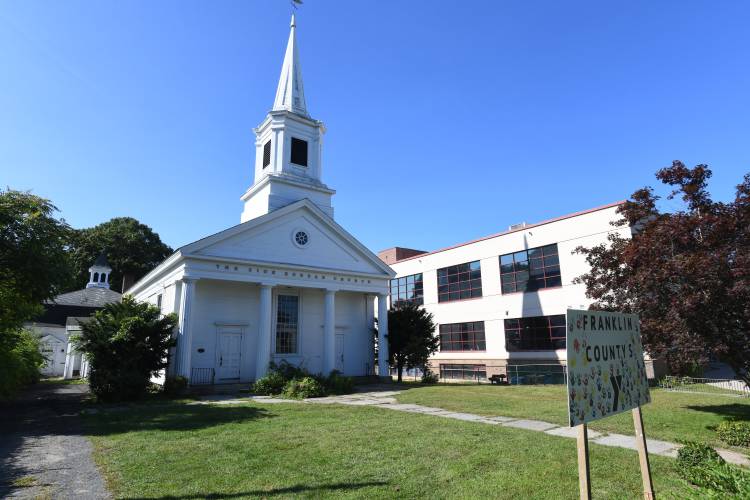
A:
[685, 404, 750, 421]
[85, 404, 274, 436]
[128, 480, 389, 499]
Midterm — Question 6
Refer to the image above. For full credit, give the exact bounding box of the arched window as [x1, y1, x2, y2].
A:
[93, 272, 99, 282]
[100, 273, 106, 283]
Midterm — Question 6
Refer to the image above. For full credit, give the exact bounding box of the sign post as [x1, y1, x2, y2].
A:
[566, 309, 653, 499]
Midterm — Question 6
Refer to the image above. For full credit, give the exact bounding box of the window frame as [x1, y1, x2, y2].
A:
[388, 273, 424, 306]
[504, 314, 566, 352]
[262, 140, 272, 168]
[499, 244, 561, 294]
[439, 321, 486, 352]
[290, 137, 308, 167]
[439, 364, 487, 381]
[275, 294, 300, 354]
[436, 260, 483, 303]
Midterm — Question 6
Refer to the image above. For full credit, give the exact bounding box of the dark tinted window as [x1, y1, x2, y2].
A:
[437, 260, 482, 302]
[262, 140, 271, 167]
[499, 244, 561, 294]
[439, 322, 486, 351]
[504, 314, 566, 351]
[290, 137, 308, 166]
[389, 273, 424, 306]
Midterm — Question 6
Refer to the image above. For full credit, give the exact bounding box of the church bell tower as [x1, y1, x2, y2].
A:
[240, 15, 335, 223]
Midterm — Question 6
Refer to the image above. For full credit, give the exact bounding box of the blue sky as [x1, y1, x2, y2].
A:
[2, 1, 749, 253]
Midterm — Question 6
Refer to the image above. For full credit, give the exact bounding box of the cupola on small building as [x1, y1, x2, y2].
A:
[128, 16, 395, 387]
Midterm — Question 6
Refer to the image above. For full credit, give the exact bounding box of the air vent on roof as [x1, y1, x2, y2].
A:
[509, 222, 527, 231]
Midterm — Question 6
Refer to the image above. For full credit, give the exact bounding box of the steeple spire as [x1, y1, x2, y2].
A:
[273, 14, 308, 117]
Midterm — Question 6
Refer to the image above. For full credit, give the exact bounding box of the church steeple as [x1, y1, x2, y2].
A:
[273, 15, 308, 117]
[240, 15, 335, 223]
[86, 253, 112, 289]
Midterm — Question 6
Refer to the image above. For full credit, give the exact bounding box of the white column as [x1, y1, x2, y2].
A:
[176, 277, 197, 381]
[255, 284, 274, 380]
[377, 293, 389, 379]
[323, 289, 336, 374]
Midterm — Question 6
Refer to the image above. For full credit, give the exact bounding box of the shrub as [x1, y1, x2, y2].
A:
[716, 421, 750, 447]
[270, 360, 308, 381]
[73, 296, 177, 402]
[421, 368, 439, 384]
[282, 376, 326, 399]
[676, 441, 750, 496]
[252, 371, 287, 396]
[325, 371, 354, 395]
[163, 376, 188, 396]
[0, 329, 45, 400]
[677, 441, 723, 469]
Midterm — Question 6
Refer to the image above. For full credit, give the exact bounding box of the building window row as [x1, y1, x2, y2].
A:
[504, 314, 566, 351]
[439, 364, 487, 381]
[500, 244, 561, 293]
[439, 321, 485, 352]
[437, 260, 482, 302]
[427, 244, 561, 304]
[388, 273, 424, 306]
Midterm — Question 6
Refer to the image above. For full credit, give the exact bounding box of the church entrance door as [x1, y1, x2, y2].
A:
[216, 332, 242, 381]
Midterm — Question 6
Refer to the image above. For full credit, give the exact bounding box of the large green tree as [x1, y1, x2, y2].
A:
[575, 162, 750, 385]
[68, 217, 173, 292]
[0, 189, 72, 332]
[0, 189, 71, 398]
[386, 301, 439, 382]
[73, 296, 177, 401]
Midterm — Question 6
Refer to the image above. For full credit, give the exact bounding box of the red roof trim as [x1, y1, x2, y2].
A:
[388, 201, 626, 264]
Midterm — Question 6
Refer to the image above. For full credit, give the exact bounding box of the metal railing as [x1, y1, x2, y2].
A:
[190, 367, 215, 385]
[659, 376, 749, 397]
[507, 364, 567, 386]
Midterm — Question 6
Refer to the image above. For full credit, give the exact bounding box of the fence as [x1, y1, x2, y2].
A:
[506, 364, 567, 385]
[190, 367, 215, 385]
[659, 376, 749, 398]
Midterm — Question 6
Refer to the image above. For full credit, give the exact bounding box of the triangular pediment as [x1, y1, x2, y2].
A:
[182, 200, 393, 277]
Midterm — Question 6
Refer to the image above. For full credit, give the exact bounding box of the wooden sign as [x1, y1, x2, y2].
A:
[566, 309, 654, 499]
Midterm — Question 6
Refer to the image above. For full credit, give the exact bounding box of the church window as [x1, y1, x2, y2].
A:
[262, 140, 271, 168]
[290, 137, 308, 166]
[275, 295, 299, 354]
[294, 231, 308, 246]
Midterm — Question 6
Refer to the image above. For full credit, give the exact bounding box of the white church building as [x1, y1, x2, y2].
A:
[128, 16, 395, 386]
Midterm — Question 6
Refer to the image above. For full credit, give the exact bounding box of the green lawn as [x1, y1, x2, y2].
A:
[395, 384, 750, 450]
[85, 400, 697, 499]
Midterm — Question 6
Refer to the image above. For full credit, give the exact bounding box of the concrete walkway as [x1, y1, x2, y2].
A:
[198, 385, 750, 468]
[0, 382, 110, 499]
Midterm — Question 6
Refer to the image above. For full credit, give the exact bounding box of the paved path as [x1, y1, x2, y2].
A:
[0, 382, 110, 499]
[198, 385, 750, 468]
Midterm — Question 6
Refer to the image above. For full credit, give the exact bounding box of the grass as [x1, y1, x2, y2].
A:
[39, 377, 87, 385]
[395, 384, 750, 451]
[84, 399, 699, 499]
[10, 475, 36, 488]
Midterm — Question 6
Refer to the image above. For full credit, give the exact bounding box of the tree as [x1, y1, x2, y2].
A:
[0, 189, 73, 332]
[73, 296, 177, 401]
[387, 301, 439, 382]
[68, 217, 173, 292]
[575, 162, 750, 385]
